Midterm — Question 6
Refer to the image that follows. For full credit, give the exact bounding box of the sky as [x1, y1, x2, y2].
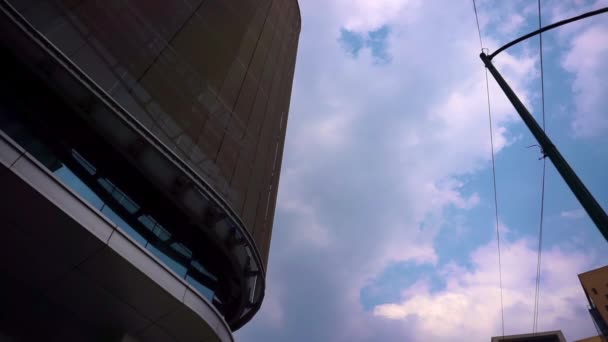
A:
[237, 0, 608, 341]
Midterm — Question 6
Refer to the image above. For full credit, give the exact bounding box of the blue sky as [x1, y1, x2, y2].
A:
[237, 0, 608, 341]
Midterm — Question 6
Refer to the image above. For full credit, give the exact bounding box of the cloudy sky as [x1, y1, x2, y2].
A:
[238, 0, 608, 341]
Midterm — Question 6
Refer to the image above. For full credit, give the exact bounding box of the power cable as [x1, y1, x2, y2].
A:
[485, 62, 506, 340]
[472, 0, 505, 336]
[472, 0, 484, 47]
[533, 0, 547, 334]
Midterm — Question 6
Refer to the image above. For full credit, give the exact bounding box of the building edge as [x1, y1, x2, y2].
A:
[0, 0, 303, 330]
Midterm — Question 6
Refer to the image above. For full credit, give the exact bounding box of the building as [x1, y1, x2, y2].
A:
[579, 265, 608, 338]
[574, 336, 606, 342]
[491, 330, 566, 342]
[0, 0, 299, 340]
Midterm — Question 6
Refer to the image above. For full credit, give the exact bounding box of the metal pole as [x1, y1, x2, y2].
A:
[480, 52, 608, 243]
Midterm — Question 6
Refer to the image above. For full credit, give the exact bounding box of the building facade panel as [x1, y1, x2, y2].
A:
[579, 266, 608, 338]
[491, 331, 566, 342]
[1, 0, 300, 334]
[9, 1, 299, 243]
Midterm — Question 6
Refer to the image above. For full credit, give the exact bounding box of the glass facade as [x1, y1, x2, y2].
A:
[9, 0, 301, 266]
[0, 94, 225, 313]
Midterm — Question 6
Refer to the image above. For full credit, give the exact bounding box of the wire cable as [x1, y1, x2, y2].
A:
[485, 63, 506, 339]
[472, 0, 484, 48]
[472, 0, 505, 336]
[533, 0, 547, 334]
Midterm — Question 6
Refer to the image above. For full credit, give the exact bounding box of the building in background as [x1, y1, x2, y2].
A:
[0, 0, 299, 340]
[574, 336, 607, 342]
[579, 265, 608, 339]
[491, 330, 566, 342]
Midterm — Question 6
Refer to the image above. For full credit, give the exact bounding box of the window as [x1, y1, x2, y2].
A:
[592, 288, 598, 295]
[72, 150, 96, 174]
[0, 107, 222, 312]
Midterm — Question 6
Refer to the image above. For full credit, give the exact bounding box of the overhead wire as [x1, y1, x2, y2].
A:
[477, 2, 608, 334]
[533, 0, 547, 334]
[472, 0, 505, 337]
[472, 0, 484, 47]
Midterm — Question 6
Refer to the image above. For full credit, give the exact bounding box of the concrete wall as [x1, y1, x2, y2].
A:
[579, 266, 608, 330]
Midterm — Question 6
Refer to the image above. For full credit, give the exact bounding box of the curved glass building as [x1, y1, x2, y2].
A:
[0, 0, 299, 340]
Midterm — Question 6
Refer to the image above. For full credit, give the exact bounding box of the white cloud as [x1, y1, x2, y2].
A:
[560, 208, 586, 219]
[561, 22, 608, 137]
[334, 0, 421, 32]
[236, 1, 604, 341]
[373, 236, 597, 341]
[275, 168, 331, 248]
[500, 14, 526, 35]
[546, 1, 608, 137]
[549, 0, 608, 39]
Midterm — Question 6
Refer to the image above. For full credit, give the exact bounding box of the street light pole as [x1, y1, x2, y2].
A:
[480, 52, 608, 243]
